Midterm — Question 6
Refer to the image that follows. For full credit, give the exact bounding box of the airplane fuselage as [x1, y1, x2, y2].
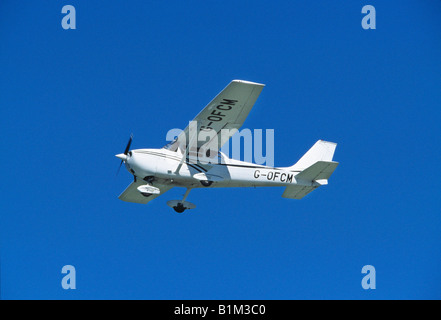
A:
[124, 148, 316, 189]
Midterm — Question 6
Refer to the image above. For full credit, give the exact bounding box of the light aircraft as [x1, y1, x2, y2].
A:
[116, 80, 338, 213]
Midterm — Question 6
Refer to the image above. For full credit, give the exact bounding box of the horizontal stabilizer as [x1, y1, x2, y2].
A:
[282, 185, 317, 199]
[295, 161, 339, 181]
[282, 161, 338, 200]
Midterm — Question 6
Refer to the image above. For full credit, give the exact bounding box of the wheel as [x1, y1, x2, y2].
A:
[140, 192, 152, 198]
[200, 180, 213, 187]
[143, 176, 154, 183]
[173, 203, 186, 213]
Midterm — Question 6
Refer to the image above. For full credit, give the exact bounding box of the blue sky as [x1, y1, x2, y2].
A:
[1, 1, 440, 299]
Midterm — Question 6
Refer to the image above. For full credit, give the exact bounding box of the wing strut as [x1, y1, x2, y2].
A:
[174, 128, 198, 174]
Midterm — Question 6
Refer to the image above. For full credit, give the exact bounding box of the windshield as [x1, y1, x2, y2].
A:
[163, 138, 179, 152]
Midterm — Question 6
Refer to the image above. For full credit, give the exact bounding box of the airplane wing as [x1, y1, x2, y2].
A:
[168, 80, 265, 159]
[118, 180, 173, 204]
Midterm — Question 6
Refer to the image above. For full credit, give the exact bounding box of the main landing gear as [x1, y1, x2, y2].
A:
[137, 176, 160, 197]
[200, 180, 213, 187]
[166, 188, 196, 213]
[173, 202, 186, 213]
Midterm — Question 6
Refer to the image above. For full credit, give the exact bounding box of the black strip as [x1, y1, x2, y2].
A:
[135, 150, 300, 173]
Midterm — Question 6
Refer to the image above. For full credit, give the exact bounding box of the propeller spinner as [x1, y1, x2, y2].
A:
[116, 134, 133, 175]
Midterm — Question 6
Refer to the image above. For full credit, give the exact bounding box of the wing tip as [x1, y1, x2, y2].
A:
[232, 79, 265, 87]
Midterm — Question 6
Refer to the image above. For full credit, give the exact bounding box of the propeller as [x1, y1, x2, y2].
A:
[116, 134, 133, 175]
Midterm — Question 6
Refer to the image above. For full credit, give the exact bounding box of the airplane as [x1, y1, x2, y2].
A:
[115, 80, 339, 213]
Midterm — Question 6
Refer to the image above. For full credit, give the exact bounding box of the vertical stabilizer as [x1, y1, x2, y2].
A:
[289, 140, 337, 171]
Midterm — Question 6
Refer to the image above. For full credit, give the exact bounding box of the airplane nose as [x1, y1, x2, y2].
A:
[115, 153, 127, 161]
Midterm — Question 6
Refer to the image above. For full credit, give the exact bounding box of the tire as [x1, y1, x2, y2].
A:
[200, 180, 213, 187]
[173, 203, 186, 213]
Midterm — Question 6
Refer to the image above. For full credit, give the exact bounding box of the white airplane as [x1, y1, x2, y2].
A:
[116, 80, 339, 213]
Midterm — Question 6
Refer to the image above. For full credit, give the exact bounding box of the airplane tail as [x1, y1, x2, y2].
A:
[288, 140, 337, 171]
[282, 140, 338, 199]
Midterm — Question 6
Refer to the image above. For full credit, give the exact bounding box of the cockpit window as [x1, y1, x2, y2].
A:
[164, 138, 226, 163]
